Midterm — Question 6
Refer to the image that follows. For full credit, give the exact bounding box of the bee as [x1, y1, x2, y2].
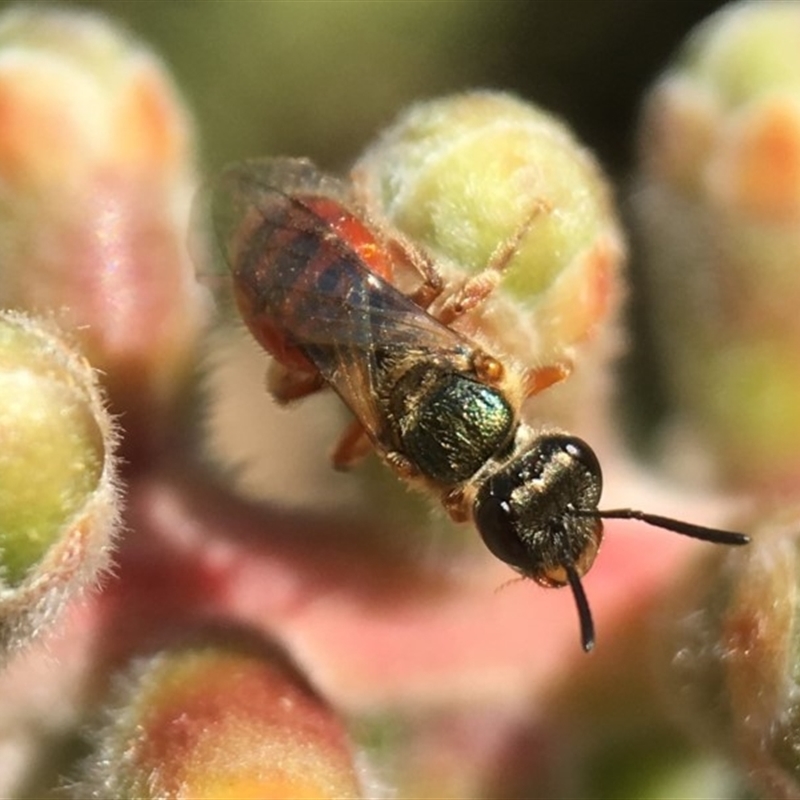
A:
[209, 157, 749, 652]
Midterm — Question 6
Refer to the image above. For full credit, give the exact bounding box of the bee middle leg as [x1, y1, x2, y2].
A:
[267, 362, 326, 404]
[436, 197, 552, 326]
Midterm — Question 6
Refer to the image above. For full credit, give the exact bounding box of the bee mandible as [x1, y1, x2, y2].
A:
[209, 157, 749, 652]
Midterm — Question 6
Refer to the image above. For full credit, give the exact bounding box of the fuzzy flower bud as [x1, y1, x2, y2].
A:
[0, 7, 206, 437]
[353, 91, 625, 433]
[656, 508, 800, 799]
[76, 633, 362, 799]
[634, 1, 800, 490]
[0, 311, 119, 655]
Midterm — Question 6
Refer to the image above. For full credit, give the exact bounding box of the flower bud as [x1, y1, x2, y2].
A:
[0, 7, 206, 439]
[352, 91, 625, 434]
[656, 508, 800, 799]
[634, 1, 800, 490]
[0, 311, 119, 655]
[76, 633, 362, 799]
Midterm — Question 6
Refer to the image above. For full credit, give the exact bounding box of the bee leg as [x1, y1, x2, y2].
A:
[442, 488, 470, 523]
[351, 165, 444, 310]
[436, 197, 552, 325]
[436, 270, 503, 326]
[522, 360, 573, 398]
[266, 362, 325, 405]
[487, 197, 553, 273]
[331, 419, 373, 471]
[384, 450, 419, 480]
[387, 235, 444, 310]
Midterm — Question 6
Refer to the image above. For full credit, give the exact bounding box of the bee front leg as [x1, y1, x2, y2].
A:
[386, 235, 444, 310]
[521, 360, 573, 398]
[331, 419, 373, 471]
[442, 487, 471, 523]
[436, 197, 552, 326]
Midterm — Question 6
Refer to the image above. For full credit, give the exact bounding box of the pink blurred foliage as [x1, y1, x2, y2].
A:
[0, 453, 707, 795]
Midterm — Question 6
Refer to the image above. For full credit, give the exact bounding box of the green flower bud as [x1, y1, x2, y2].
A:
[352, 91, 625, 402]
[0, 311, 119, 654]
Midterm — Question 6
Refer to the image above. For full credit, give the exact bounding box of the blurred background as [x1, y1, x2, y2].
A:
[48, 0, 731, 444]
[50, 0, 729, 175]
[0, 0, 730, 497]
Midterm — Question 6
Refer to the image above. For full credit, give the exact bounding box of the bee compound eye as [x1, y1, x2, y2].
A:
[473, 475, 530, 570]
[540, 434, 602, 486]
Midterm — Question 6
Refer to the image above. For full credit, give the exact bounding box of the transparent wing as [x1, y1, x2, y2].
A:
[292, 278, 472, 416]
[262, 242, 474, 447]
[210, 157, 350, 256]
[207, 157, 477, 446]
[193, 158, 349, 298]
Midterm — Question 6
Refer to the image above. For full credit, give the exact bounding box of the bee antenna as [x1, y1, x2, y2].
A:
[578, 508, 750, 546]
[565, 563, 595, 653]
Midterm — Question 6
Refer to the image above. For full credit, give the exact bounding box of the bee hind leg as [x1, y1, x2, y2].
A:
[351, 165, 444, 310]
[436, 270, 503, 326]
[331, 419, 373, 471]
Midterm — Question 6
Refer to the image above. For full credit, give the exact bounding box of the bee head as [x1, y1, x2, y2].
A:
[473, 434, 604, 651]
[473, 433, 750, 652]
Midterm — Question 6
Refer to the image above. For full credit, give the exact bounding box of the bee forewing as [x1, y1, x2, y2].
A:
[202, 156, 487, 454]
[274, 261, 476, 447]
[210, 158, 349, 249]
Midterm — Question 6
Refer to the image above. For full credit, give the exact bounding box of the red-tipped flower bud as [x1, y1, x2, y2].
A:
[0, 7, 206, 434]
[76, 633, 363, 799]
[635, 1, 800, 491]
[657, 508, 800, 799]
